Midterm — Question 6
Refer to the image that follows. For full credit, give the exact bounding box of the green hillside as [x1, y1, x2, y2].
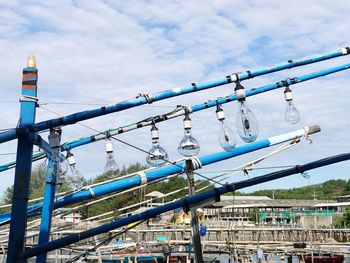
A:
[237, 179, 349, 200]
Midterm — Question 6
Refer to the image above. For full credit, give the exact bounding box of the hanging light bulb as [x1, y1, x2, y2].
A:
[55, 154, 68, 196]
[65, 151, 84, 190]
[235, 81, 259, 143]
[216, 105, 236, 152]
[178, 114, 200, 157]
[104, 138, 119, 177]
[284, 85, 300, 124]
[146, 125, 169, 167]
[58, 153, 68, 179]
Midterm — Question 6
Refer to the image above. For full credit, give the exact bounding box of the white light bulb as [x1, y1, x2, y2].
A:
[104, 139, 119, 177]
[146, 125, 169, 167]
[65, 151, 84, 190]
[216, 106, 236, 152]
[284, 86, 300, 124]
[234, 82, 259, 143]
[218, 120, 236, 152]
[285, 101, 300, 124]
[58, 153, 68, 179]
[178, 115, 200, 157]
[236, 101, 259, 143]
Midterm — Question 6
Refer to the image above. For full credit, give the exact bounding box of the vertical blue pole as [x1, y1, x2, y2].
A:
[36, 129, 61, 263]
[7, 56, 38, 263]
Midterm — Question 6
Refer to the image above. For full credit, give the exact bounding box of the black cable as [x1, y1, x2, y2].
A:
[39, 105, 225, 186]
[109, 135, 225, 186]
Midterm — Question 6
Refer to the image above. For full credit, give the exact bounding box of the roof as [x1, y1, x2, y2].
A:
[145, 191, 165, 198]
[209, 195, 336, 208]
[221, 196, 271, 201]
[313, 202, 350, 207]
[336, 195, 350, 199]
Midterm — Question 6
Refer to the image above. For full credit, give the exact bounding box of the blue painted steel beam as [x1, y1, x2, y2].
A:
[0, 126, 320, 224]
[1, 61, 349, 173]
[7, 62, 38, 263]
[36, 129, 61, 263]
[0, 46, 349, 144]
[22, 152, 350, 259]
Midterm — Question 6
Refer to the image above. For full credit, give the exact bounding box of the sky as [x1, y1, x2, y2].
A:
[0, 0, 349, 198]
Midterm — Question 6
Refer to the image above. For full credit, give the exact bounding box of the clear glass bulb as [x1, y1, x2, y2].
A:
[285, 100, 300, 124]
[104, 152, 119, 176]
[236, 101, 259, 143]
[58, 154, 68, 180]
[104, 139, 119, 177]
[65, 151, 84, 191]
[67, 165, 84, 190]
[146, 138, 169, 167]
[218, 120, 236, 152]
[178, 129, 200, 157]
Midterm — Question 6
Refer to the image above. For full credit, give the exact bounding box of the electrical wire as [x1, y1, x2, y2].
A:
[0, 150, 42, 156]
[198, 165, 297, 174]
[39, 105, 225, 187]
[0, 99, 176, 107]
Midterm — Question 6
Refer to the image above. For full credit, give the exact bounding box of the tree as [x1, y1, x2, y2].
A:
[2, 165, 47, 204]
[0, 164, 75, 213]
[342, 180, 350, 195]
[334, 207, 350, 228]
[84, 162, 149, 218]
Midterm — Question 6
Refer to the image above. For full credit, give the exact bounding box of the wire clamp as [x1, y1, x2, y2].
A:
[19, 95, 38, 103]
[138, 171, 148, 185]
[137, 93, 153, 104]
[182, 156, 202, 171]
[303, 128, 313, 144]
[83, 186, 96, 197]
[243, 164, 254, 178]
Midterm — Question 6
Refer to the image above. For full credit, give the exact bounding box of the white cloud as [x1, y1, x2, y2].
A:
[0, 0, 349, 195]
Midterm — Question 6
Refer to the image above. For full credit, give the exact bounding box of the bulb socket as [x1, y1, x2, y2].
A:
[284, 86, 293, 101]
[234, 82, 246, 101]
[105, 139, 114, 153]
[183, 115, 192, 129]
[151, 125, 159, 139]
[216, 107, 225, 121]
[66, 151, 76, 166]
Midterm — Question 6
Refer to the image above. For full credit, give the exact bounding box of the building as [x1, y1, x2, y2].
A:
[201, 195, 346, 227]
[145, 191, 165, 207]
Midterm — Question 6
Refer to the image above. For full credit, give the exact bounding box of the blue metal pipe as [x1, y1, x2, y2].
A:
[0, 46, 348, 144]
[0, 126, 319, 223]
[22, 152, 350, 259]
[1, 61, 349, 173]
[36, 160, 56, 263]
[36, 129, 61, 263]
[7, 65, 38, 263]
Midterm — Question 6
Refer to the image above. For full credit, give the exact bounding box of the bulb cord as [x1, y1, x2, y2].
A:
[40, 106, 225, 187]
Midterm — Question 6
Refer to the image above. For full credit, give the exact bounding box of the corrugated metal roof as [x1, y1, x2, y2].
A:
[210, 196, 336, 208]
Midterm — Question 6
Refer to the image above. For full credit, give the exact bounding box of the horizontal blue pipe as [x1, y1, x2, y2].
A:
[1, 61, 349, 173]
[0, 127, 312, 223]
[0, 46, 348, 144]
[22, 152, 350, 259]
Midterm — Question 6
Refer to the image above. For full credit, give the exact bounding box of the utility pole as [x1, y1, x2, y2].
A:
[7, 56, 38, 263]
[185, 159, 204, 263]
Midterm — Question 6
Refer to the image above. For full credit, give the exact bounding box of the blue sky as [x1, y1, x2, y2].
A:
[0, 1, 349, 197]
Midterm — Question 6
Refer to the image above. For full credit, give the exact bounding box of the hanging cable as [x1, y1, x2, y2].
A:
[39, 105, 225, 186]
